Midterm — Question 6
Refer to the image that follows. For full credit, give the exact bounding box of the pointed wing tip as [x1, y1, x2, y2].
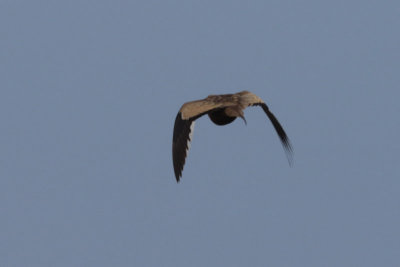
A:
[173, 112, 196, 183]
[173, 156, 184, 182]
[279, 133, 294, 166]
[285, 145, 294, 167]
[174, 170, 182, 182]
[258, 103, 294, 166]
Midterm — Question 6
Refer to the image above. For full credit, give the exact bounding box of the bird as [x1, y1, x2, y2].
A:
[172, 90, 293, 182]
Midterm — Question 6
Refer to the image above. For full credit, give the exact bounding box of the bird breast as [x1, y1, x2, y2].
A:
[208, 108, 237, 125]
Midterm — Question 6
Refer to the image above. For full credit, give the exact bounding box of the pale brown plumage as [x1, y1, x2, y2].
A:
[172, 91, 293, 182]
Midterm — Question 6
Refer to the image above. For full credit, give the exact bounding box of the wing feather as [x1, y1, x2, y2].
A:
[173, 95, 237, 181]
[236, 91, 264, 107]
[237, 91, 293, 164]
[179, 96, 237, 120]
[257, 103, 293, 165]
[172, 112, 197, 182]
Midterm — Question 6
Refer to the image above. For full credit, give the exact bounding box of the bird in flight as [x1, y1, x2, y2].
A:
[172, 91, 293, 182]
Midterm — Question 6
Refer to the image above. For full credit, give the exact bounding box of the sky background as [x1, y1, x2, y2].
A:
[1, 1, 399, 266]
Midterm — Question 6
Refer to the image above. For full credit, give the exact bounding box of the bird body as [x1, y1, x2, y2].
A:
[172, 91, 292, 182]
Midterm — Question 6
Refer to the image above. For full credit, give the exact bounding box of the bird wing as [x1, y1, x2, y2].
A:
[172, 113, 196, 182]
[236, 90, 264, 106]
[179, 96, 237, 120]
[259, 103, 293, 165]
[237, 91, 293, 164]
[173, 96, 238, 181]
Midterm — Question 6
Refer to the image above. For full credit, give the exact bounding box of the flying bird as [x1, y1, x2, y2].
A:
[172, 91, 293, 182]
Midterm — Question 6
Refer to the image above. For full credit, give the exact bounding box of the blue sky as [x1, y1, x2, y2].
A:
[1, 1, 399, 266]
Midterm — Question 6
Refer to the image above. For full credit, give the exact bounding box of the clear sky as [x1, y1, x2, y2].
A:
[1, 1, 399, 266]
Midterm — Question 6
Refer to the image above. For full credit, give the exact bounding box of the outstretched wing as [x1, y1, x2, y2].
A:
[238, 91, 293, 164]
[172, 112, 196, 182]
[172, 96, 237, 182]
[255, 103, 293, 165]
[179, 96, 236, 120]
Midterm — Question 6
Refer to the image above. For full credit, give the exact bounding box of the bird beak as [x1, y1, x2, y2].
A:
[239, 115, 247, 125]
